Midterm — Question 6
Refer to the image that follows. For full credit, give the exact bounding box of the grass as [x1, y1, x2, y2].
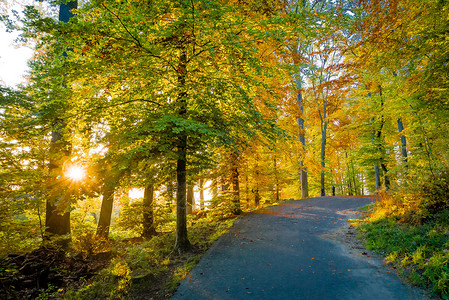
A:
[64, 213, 238, 299]
[356, 194, 449, 299]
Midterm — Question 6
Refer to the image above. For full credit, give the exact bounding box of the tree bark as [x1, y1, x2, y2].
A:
[186, 184, 194, 214]
[296, 77, 309, 198]
[254, 168, 260, 207]
[273, 155, 280, 202]
[254, 187, 260, 207]
[199, 178, 205, 210]
[175, 148, 191, 253]
[397, 118, 408, 174]
[96, 180, 116, 238]
[174, 45, 191, 254]
[374, 165, 381, 190]
[142, 183, 156, 238]
[320, 97, 328, 197]
[212, 179, 218, 198]
[376, 86, 390, 190]
[230, 152, 242, 215]
[166, 180, 174, 209]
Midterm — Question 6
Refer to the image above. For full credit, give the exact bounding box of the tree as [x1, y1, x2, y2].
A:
[44, 0, 77, 238]
[345, 0, 449, 191]
[142, 182, 157, 238]
[186, 184, 194, 215]
[96, 166, 123, 237]
[62, 0, 284, 253]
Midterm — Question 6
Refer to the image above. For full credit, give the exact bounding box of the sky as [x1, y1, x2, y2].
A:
[0, 0, 34, 88]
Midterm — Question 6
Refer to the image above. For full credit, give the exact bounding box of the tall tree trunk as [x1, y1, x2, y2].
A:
[346, 152, 353, 195]
[273, 155, 280, 202]
[199, 178, 205, 210]
[212, 179, 218, 198]
[175, 147, 191, 253]
[45, 1, 77, 241]
[166, 180, 174, 209]
[320, 103, 327, 197]
[96, 180, 116, 238]
[254, 187, 260, 207]
[254, 168, 260, 207]
[397, 118, 408, 174]
[374, 165, 381, 190]
[230, 153, 242, 215]
[371, 117, 381, 191]
[376, 86, 390, 190]
[245, 171, 250, 208]
[142, 183, 156, 238]
[186, 185, 194, 214]
[381, 163, 391, 189]
[296, 77, 309, 198]
[174, 45, 191, 254]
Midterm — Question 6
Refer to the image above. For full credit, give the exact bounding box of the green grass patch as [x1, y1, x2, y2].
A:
[358, 210, 449, 298]
[358, 203, 375, 212]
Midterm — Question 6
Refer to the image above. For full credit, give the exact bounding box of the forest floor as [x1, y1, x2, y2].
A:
[173, 196, 431, 299]
[0, 213, 237, 299]
[0, 245, 111, 299]
[1, 197, 436, 299]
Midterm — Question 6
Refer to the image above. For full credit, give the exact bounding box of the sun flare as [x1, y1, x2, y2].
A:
[66, 165, 85, 181]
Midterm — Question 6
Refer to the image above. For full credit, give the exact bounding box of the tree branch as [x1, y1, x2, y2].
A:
[101, 3, 176, 71]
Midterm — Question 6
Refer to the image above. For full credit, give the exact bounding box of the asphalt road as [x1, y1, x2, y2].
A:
[172, 197, 430, 300]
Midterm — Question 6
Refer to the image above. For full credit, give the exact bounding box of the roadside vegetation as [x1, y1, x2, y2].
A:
[357, 172, 449, 298]
[66, 212, 237, 299]
[1, 207, 239, 299]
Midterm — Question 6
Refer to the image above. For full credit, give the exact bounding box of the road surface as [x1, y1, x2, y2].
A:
[173, 197, 429, 299]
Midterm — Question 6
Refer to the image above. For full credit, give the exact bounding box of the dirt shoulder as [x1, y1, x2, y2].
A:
[320, 209, 433, 299]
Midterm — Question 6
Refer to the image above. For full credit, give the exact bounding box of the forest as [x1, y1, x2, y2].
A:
[1, 0, 449, 298]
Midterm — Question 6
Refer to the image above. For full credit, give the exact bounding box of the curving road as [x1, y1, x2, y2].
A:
[172, 197, 430, 300]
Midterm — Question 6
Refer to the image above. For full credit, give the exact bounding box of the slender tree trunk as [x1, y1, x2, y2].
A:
[397, 118, 408, 175]
[273, 155, 280, 202]
[186, 185, 194, 214]
[381, 163, 391, 189]
[254, 166, 261, 207]
[374, 165, 381, 190]
[377, 86, 390, 190]
[245, 171, 250, 208]
[346, 152, 353, 195]
[175, 148, 191, 253]
[142, 183, 156, 238]
[296, 78, 309, 198]
[174, 45, 191, 254]
[320, 132, 326, 196]
[96, 181, 116, 238]
[254, 187, 260, 207]
[371, 117, 381, 191]
[166, 181, 174, 209]
[360, 173, 365, 195]
[199, 178, 205, 210]
[212, 179, 218, 198]
[230, 153, 242, 215]
[320, 105, 327, 197]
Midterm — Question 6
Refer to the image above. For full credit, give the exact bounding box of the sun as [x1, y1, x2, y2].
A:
[66, 165, 85, 181]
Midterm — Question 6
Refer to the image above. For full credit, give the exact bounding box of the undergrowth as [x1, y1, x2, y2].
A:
[64, 212, 237, 299]
[357, 185, 449, 299]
